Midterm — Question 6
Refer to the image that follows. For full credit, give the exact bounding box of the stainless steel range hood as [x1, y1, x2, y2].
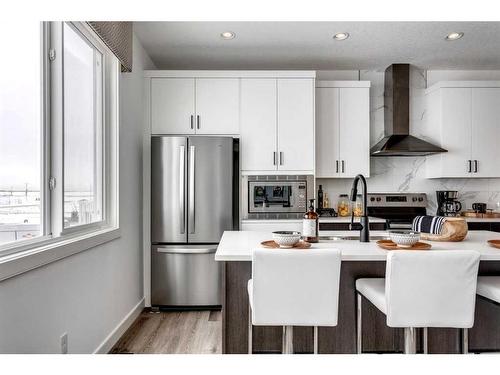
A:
[370, 64, 447, 157]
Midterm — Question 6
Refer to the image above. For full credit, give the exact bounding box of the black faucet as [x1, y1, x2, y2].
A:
[349, 174, 370, 242]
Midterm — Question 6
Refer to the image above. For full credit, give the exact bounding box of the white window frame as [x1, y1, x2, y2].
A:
[0, 21, 120, 279]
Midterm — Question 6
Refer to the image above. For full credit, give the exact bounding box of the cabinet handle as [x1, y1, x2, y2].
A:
[273, 152, 277, 166]
[336, 160, 339, 173]
[474, 160, 478, 173]
[196, 115, 200, 129]
[190, 115, 194, 129]
[279, 152, 284, 166]
[342, 160, 345, 173]
[467, 160, 472, 173]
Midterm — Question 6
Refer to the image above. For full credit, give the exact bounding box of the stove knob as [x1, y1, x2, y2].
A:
[370, 197, 375, 202]
[376, 197, 381, 202]
[412, 197, 417, 202]
[418, 197, 424, 202]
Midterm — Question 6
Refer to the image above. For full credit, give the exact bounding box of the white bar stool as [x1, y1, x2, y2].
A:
[248, 248, 342, 354]
[477, 276, 500, 303]
[356, 250, 480, 354]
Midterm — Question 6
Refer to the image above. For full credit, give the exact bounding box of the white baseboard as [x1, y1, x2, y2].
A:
[93, 297, 145, 354]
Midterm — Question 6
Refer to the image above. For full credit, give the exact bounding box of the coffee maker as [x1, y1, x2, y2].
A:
[436, 190, 462, 216]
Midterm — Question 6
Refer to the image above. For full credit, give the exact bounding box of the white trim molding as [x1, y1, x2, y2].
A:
[93, 298, 145, 354]
[316, 80, 371, 88]
[144, 70, 316, 78]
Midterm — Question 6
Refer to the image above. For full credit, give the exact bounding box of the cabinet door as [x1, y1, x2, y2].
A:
[240, 79, 277, 171]
[316, 87, 340, 177]
[195, 78, 240, 135]
[339, 87, 370, 177]
[472, 88, 500, 177]
[151, 78, 195, 134]
[440, 88, 473, 177]
[277, 79, 314, 172]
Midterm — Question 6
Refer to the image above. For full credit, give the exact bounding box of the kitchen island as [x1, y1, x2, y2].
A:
[216, 230, 500, 354]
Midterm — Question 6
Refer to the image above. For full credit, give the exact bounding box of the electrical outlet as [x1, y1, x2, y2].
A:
[60, 332, 68, 354]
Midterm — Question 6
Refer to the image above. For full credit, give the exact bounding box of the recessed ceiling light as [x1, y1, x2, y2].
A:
[333, 32, 349, 41]
[445, 32, 464, 41]
[220, 31, 236, 40]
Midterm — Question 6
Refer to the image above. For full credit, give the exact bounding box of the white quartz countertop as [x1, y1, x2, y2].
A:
[215, 230, 500, 262]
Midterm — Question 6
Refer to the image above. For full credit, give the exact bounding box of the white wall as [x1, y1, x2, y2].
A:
[317, 69, 500, 214]
[0, 34, 155, 354]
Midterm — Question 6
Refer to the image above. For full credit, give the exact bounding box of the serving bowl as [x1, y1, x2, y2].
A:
[272, 231, 302, 248]
[389, 230, 420, 248]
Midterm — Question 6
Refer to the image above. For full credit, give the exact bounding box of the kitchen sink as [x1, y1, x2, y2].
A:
[319, 235, 390, 241]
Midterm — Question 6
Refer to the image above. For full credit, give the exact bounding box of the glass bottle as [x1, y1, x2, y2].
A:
[317, 185, 324, 209]
[337, 194, 351, 217]
[323, 193, 330, 208]
[303, 199, 319, 243]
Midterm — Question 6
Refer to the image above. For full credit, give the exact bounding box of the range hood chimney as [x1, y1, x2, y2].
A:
[370, 64, 447, 156]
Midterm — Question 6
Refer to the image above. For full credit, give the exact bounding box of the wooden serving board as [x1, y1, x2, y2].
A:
[376, 239, 431, 251]
[260, 240, 311, 249]
[487, 239, 500, 249]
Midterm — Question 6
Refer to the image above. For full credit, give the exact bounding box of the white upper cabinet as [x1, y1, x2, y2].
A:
[195, 78, 239, 135]
[240, 78, 315, 173]
[424, 82, 500, 178]
[240, 79, 277, 171]
[315, 82, 370, 178]
[277, 79, 315, 172]
[151, 78, 196, 134]
[472, 88, 500, 178]
[150, 77, 239, 135]
[316, 87, 340, 176]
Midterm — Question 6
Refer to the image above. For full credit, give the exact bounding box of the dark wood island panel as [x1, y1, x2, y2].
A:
[222, 260, 500, 354]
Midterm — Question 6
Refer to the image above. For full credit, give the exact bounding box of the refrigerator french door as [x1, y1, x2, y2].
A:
[151, 136, 234, 307]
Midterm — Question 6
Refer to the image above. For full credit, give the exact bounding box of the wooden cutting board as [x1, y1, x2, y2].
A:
[462, 211, 500, 218]
[261, 240, 311, 249]
[377, 239, 431, 251]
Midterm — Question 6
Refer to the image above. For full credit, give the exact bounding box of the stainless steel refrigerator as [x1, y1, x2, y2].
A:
[151, 136, 235, 307]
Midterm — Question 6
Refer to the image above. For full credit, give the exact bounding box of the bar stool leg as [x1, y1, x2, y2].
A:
[356, 293, 362, 354]
[313, 326, 319, 354]
[404, 327, 417, 354]
[423, 327, 428, 354]
[283, 326, 294, 354]
[462, 328, 469, 354]
[248, 304, 252, 354]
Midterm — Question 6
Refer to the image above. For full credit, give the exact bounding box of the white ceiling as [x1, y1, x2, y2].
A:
[134, 22, 500, 70]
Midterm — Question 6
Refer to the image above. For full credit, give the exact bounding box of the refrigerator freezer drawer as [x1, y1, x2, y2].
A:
[151, 245, 222, 307]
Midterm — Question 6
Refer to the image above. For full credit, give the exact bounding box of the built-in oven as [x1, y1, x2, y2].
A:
[242, 175, 314, 219]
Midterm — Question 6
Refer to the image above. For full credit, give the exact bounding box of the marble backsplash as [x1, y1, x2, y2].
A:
[317, 68, 500, 214]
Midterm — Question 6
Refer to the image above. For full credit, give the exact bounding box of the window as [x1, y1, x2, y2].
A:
[0, 21, 118, 253]
[63, 23, 103, 228]
[0, 22, 43, 245]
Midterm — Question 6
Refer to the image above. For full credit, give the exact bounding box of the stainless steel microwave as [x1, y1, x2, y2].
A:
[242, 175, 314, 219]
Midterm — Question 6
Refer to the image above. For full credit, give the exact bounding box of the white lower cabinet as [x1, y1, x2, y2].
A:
[315, 82, 370, 178]
[424, 83, 500, 178]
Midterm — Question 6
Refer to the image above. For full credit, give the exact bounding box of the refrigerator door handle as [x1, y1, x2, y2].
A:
[179, 145, 186, 234]
[189, 145, 196, 234]
[156, 247, 216, 254]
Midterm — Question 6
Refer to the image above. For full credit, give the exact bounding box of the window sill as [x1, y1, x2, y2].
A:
[0, 227, 121, 282]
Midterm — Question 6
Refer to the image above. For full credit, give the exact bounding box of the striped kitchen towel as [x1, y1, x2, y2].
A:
[412, 216, 446, 234]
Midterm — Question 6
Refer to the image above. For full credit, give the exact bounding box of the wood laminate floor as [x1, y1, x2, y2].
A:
[110, 309, 222, 354]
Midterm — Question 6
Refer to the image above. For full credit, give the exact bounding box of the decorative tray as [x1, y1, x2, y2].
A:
[260, 240, 311, 249]
[376, 239, 431, 251]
